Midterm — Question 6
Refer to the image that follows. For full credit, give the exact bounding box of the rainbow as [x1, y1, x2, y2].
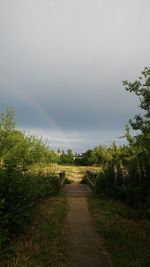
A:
[1, 77, 70, 145]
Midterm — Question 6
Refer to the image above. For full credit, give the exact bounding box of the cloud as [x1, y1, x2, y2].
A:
[21, 127, 128, 153]
[0, 0, 150, 151]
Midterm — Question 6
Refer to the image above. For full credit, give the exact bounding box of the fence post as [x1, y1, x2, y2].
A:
[59, 171, 65, 190]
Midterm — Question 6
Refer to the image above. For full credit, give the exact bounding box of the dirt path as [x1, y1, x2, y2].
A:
[62, 185, 111, 267]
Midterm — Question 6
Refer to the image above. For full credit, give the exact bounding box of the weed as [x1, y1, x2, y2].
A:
[1, 197, 68, 267]
[88, 196, 150, 267]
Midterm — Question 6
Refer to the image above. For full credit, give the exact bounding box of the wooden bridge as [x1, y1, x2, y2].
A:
[59, 169, 98, 197]
[62, 184, 91, 197]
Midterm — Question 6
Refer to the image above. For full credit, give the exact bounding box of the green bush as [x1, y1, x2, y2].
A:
[31, 175, 59, 201]
[0, 169, 59, 258]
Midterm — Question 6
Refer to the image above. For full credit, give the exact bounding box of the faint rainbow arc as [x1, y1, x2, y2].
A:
[1, 78, 66, 137]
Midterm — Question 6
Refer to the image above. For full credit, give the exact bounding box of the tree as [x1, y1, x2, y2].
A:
[123, 67, 150, 198]
[59, 149, 74, 165]
[95, 68, 150, 209]
[0, 107, 15, 132]
[123, 67, 150, 135]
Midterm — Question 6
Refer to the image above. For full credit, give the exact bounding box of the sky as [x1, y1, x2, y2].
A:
[0, 0, 150, 152]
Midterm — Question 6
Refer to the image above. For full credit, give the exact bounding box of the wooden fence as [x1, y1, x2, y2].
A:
[86, 170, 98, 190]
[59, 171, 65, 189]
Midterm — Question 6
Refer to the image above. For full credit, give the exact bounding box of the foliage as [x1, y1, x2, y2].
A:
[0, 108, 60, 258]
[94, 67, 150, 212]
[0, 109, 60, 170]
[77, 149, 94, 165]
[0, 170, 59, 258]
[88, 196, 150, 267]
[1, 197, 68, 267]
[59, 149, 74, 165]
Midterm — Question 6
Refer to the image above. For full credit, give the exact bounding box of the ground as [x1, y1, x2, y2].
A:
[62, 184, 111, 267]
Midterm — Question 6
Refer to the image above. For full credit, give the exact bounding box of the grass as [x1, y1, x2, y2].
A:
[1, 196, 68, 267]
[30, 164, 101, 184]
[56, 165, 101, 183]
[88, 196, 150, 267]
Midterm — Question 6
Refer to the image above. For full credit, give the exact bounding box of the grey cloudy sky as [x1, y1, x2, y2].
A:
[0, 0, 150, 151]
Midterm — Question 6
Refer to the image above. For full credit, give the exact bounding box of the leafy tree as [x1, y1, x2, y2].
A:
[0, 107, 15, 132]
[0, 108, 28, 170]
[123, 67, 150, 138]
[123, 67, 150, 187]
[60, 149, 74, 165]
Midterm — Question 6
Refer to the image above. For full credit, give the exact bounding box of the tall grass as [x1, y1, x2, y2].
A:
[0, 169, 60, 259]
[1, 197, 68, 267]
[88, 196, 150, 267]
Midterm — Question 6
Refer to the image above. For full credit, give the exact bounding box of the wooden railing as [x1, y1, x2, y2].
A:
[86, 170, 98, 190]
[59, 171, 65, 189]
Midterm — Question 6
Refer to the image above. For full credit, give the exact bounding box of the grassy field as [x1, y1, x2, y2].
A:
[30, 164, 101, 183]
[88, 196, 150, 267]
[1, 197, 68, 267]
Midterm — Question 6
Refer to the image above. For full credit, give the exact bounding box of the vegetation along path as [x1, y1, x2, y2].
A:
[62, 184, 111, 267]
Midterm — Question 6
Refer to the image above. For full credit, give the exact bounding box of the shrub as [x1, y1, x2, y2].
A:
[0, 169, 59, 258]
